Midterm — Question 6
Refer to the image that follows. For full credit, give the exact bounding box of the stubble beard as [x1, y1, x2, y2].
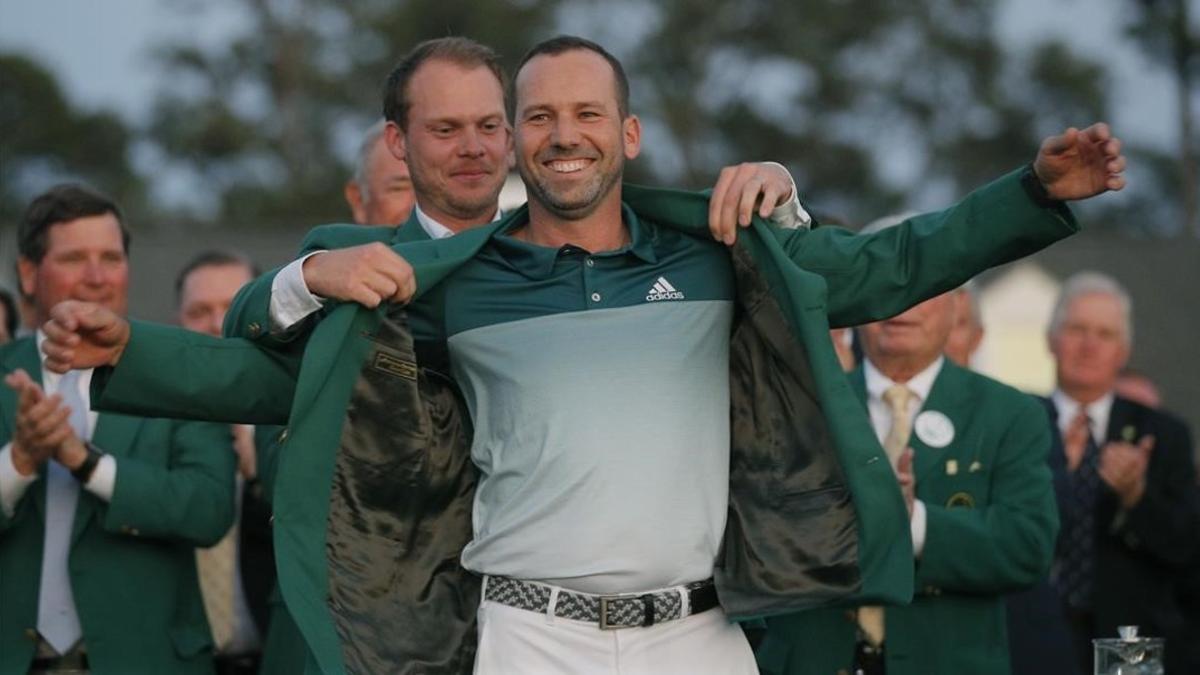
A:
[407, 157, 503, 222]
[520, 154, 624, 221]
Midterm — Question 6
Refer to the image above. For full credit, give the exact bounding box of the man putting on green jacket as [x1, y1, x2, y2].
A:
[40, 35, 1123, 675]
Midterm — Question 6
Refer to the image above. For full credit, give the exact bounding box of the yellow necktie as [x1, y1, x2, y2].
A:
[196, 522, 238, 651]
[857, 384, 915, 646]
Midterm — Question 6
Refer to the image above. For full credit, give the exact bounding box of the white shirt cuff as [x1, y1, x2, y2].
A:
[269, 251, 329, 332]
[762, 161, 812, 230]
[911, 499, 927, 558]
[83, 454, 116, 502]
[0, 444, 38, 518]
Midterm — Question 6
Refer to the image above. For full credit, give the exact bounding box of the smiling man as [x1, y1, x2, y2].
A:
[0, 185, 234, 675]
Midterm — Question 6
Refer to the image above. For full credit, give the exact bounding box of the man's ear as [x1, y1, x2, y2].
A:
[384, 121, 406, 162]
[344, 180, 367, 225]
[622, 114, 642, 160]
[16, 257, 36, 299]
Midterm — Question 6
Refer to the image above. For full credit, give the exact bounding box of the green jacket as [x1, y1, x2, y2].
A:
[757, 360, 1059, 675]
[93, 169, 1077, 674]
[0, 337, 236, 675]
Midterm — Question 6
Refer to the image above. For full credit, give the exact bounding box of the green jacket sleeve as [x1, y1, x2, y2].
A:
[92, 321, 301, 425]
[916, 394, 1059, 593]
[224, 224, 395, 345]
[771, 168, 1079, 328]
[100, 419, 237, 547]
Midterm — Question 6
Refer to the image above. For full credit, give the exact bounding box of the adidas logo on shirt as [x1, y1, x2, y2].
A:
[645, 276, 685, 302]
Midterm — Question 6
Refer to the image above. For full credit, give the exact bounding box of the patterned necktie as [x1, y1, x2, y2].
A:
[856, 384, 916, 647]
[1053, 409, 1101, 610]
[196, 459, 239, 652]
[37, 370, 86, 653]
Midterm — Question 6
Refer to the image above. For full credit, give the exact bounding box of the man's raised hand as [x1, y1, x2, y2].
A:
[301, 243, 417, 308]
[41, 300, 131, 373]
[1033, 122, 1127, 201]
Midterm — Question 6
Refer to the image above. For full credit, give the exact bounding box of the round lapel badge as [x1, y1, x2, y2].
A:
[914, 410, 955, 448]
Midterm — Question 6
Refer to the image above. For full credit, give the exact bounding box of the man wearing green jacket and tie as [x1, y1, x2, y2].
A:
[756, 287, 1058, 675]
[40, 36, 1123, 675]
[0, 185, 236, 675]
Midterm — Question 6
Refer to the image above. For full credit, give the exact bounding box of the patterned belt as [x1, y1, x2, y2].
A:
[483, 576, 719, 630]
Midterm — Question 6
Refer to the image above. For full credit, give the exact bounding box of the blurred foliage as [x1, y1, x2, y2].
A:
[9, 0, 1193, 235]
[1122, 0, 1197, 237]
[142, 0, 1113, 229]
[0, 53, 145, 229]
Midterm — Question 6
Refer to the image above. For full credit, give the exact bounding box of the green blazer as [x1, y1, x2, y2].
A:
[92, 168, 1076, 674]
[0, 337, 236, 675]
[757, 360, 1059, 675]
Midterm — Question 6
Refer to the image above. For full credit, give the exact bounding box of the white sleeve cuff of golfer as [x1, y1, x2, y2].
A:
[270, 252, 328, 332]
[83, 454, 116, 502]
[763, 162, 811, 230]
[0, 444, 37, 518]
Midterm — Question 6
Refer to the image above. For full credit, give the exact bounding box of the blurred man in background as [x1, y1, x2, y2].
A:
[0, 287, 17, 345]
[176, 251, 274, 675]
[343, 120, 416, 226]
[1009, 271, 1200, 675]
[759, 282, 1056, 675]
[945, 280, 984, 368]
[0, 184, 235, 674]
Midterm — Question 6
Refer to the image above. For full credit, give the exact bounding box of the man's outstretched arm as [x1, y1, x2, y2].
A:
[770, 123, 1125, 327]
[42, 301, 299, 424]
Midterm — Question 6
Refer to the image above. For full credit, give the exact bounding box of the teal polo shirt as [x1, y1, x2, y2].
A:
[414, 205, 737, 594]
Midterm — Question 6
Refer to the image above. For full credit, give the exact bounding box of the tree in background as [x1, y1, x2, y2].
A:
[1123, 0, 1197, 238]
[612, 0, 1107, 225]
[0, 54, 144, 227]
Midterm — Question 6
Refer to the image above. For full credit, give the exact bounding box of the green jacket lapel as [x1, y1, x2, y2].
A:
[391, 211, 431, 244]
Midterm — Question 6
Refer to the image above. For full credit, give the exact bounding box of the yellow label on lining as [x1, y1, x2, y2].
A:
[373, 352, 418, 381]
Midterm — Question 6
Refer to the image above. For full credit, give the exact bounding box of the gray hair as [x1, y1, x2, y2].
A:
[1048, 271, 1133, 344]
[352, 120, 389, 196]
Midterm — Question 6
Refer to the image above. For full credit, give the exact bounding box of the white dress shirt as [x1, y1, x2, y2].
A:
[1051, 389, 1113, 443]
[862, 356, 946, 558]
[269, 204, 494, 331]
[0, 333, 117, 518]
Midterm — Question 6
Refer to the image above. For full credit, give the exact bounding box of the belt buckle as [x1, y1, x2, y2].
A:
[598, 595, 632, 630]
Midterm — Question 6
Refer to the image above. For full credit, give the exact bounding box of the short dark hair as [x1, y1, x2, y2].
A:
[18, 183, 130, 263]
[382, 37, 507, 130]
[174, 250, 259, 304]
[515, 36, 631, 118]
[0, 286, 17, 340]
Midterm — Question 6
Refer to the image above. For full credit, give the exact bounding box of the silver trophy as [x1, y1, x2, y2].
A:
[1093, 625, 1164, 675]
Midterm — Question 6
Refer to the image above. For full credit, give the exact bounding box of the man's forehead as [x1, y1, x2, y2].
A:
[409, 59, 505, 116]
[45, 215, 123, 249]
[1067, 292, 1123, 321]
[515, 50, 618, 109]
